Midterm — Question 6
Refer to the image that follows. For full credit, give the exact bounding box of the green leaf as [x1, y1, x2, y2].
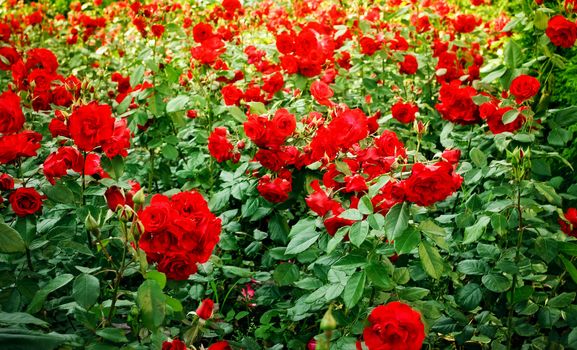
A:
[502, 109, 520, 125]
[136, 280, 166, 330]
[273, 263, 299, 286]
[339, 209, 362, 221]
[394, 227, 420, 255]
[95, 328, 128, 343]
[42, 182, 74, 204]
[285, 219, 319, 255]
[162, 144, 179, 160]
[228, 106, 247, 122]
[456, 283, 483, 311]
[349, 220, 369, 247]
[366, 263, 394, 290]
[457, 259, 490, 275]
[73, 274, 99, 309]
[130, 65, 145, 87]
[397, 287, 430, 301]
[568, 327, 577, 349]
[560, 256, 577, 285]
[0, 329, 83, 350]
[482, 274, 512, 293]
[418, 241, 444, 279]
[469, 148, 487, 167]
[463, 216, 491, 245]
[0, 312, 48, 327]
[27, 274, 74, 314]
[534, 182, 562, 206]
[166, 95, 190, 113]
[343, 271, 366, 309]
[248, 102, 267, 115]
[358, 196, 373, 215]
[384, 202, 409, 241]
[326, 226, 348, 254]
[0, 221, 26, 253]
[481, 66, 507, 84]
[146, 271, 167, 290]
[268, 212, 289, 244]
[547, 292, 575, 308]
[504, 40, 522, 69]
[559, 242, 577, 257]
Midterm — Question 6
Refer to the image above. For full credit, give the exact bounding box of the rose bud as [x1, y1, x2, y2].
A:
[196, 298, 214, 320]
[0, 173, 14, 191]
[105, 186, 126, 211]
[442, 149, 461, 164]
[320, 305, 337, 331]
[85, 212, 100, 235]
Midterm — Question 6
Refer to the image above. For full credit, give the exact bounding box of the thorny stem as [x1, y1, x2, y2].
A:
[507, 182, 524, 350]
[106, 220, 130, 325]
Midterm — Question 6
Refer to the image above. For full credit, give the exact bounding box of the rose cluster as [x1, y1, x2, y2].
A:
[138, 191, 222, 280]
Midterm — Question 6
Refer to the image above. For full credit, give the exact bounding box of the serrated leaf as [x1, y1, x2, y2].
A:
[0, 221, 26, 253]
[96, 328, 128, 343]
[136, 280, 166, 330]
[166, 95, 190, 113]
[394, 227, 420, 255]
[419, 241, 444, 279]
[349, 221, 369, 247]
[358, 196, 373, 215]
[339, 209, 362, 221]
[502, 109, 520, 125]
[285, 219, 319, 255]
[366, 263, 395, 290]
[463, 216, 491, 245]
[27, 274, 74, 314]
[456, 283, 483, 311]
[343, 271, 366, 309]
[384, 202, 409, 241]
[73, 274, 99, 309]
[560, 256, 577, 285]
[273, 263, 299, 286]
[482, 274, 512, 293]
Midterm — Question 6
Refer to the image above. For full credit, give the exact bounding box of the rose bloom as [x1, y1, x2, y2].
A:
[435, 80, 480, 125]
[208, 127, 236, 162]
[363, 302, 425, 350]
[391, 101, 418, 124]
[0, 90, 25, 135]
[403, 161, 463, 207]
[546, 15, 577, 48]
[399, 54, 418, 74]
[157, 252, 198, 280]
[162, 339, 187, 350]
[68, 102, 115, 152]
[509, 75, 540, 104]
[196, 298, 214, 320]
[0, 173, 14, 190]
[559, 208, 577, 237]
[208, 341, 231, 350]
[257, 175, 292, 203]
[9, 187, 43, 217]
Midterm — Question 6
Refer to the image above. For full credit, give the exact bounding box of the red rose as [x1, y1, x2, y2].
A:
[403, 161, 463, 207]
[68, 102, 115, 152]
[359, 36, 380, 56]
[363, 302, 425, 350]
[509, 75, 540, 104]
[257, 175, 292, 203]
[479, 101, 525, 134]
[0, 173, 14, 191]
[157, 252, 198, 280]
[0, 90, 25, 135]
[546, 15, 577, 49]
[262, 72, 284, 95]
[221, 84, 243, 106]
[391, 101, 418, 124]
[101, 119, 131, 158]
[442, 149, 461, 164]
[43, 146, 83, 184]
[399, 54, 418, 74]
[344, 174, 368, 193]
[162, 339, 187, 350]
[208, 127, 236, 162]
[208, 341, 231, 350]
[295, 29, 320, 58]
[0, 131, 42, 165]
[105, 186, 126, 211]
[306, 180, 339, 216]
[280, 55, 299, 74]
[310, 80, 334, 107]
[140, 195, 172, 233]
[559, 208, 577, 237]
[9, 187, 43, 217]
[151, 24, 165, 38]
[453, 14, 480, 33]
[25, 48, 58, 74]
[270, 108, 296, 143]
[193, 23, 214, 43]
[0, 47, 21, 71]
[435, 80, 480, 125]
[196, 298, 214, 320]
[276, 32, 295, 54]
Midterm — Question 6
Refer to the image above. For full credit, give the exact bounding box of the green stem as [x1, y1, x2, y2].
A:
[148, 148, 155, 192]
[107, 222, 129, 325]
[26, 247, 34, 272]
[506, 182, 524, 350]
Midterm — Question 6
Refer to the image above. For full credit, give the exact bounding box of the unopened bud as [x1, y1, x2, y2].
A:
[119, 205, 134, 222]
[133, 188, 145, 206]
[320, 305, 337, 331]
[85, 213, 100, 235]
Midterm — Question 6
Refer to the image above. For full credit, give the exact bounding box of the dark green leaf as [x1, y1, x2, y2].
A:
[482, 274, 512, 293]
[394, 227, 420, 255]
[349, 220, 369, 247]
[366, 263, 395, 290]
[0, 221, 26, 253]
[456, 283, 483, 311]
[27, 274, 74, 314]
[95, 328, 128, 343]
[273, 263, 299, 286]
[384, 202, 409, 241]
[343, 271, 366, 309]
[73, 274, 100, 309]
[136, 280, 166, 330]
[418, 241, 444, 279]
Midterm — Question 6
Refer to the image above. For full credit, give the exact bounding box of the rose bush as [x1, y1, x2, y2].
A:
[0, 0, 577, 349]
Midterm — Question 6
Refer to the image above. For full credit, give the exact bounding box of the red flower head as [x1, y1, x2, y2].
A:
[0, 131, 42, 165]
[105, 186, 126, 211]
[509, 75, 540, 104]
[208, 341, 231, 350]
[208, 127, 236, 162]
[546, 15, 577, 49]
[193, 23, 214, 43]
[221, 84, 243, 106]
[0, 173, 14, 191]
[363, 302, 425, 350]
[391, 101, 418, 124]
[69, 102, 115, 152]
[0, 90, 25, 135]
[257, 175, 292, 203]
[435, 80, 480, 125]
[162, 339, 187, 350]
[196, 298, 215, 320]
[157, 252, 198, 280]
[9, 187, 43, 217]
[310, 80, 334, 107]
[403, 161, 463, 207]
[399, 54, 418, 74]
[560, 208, 577, 237]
